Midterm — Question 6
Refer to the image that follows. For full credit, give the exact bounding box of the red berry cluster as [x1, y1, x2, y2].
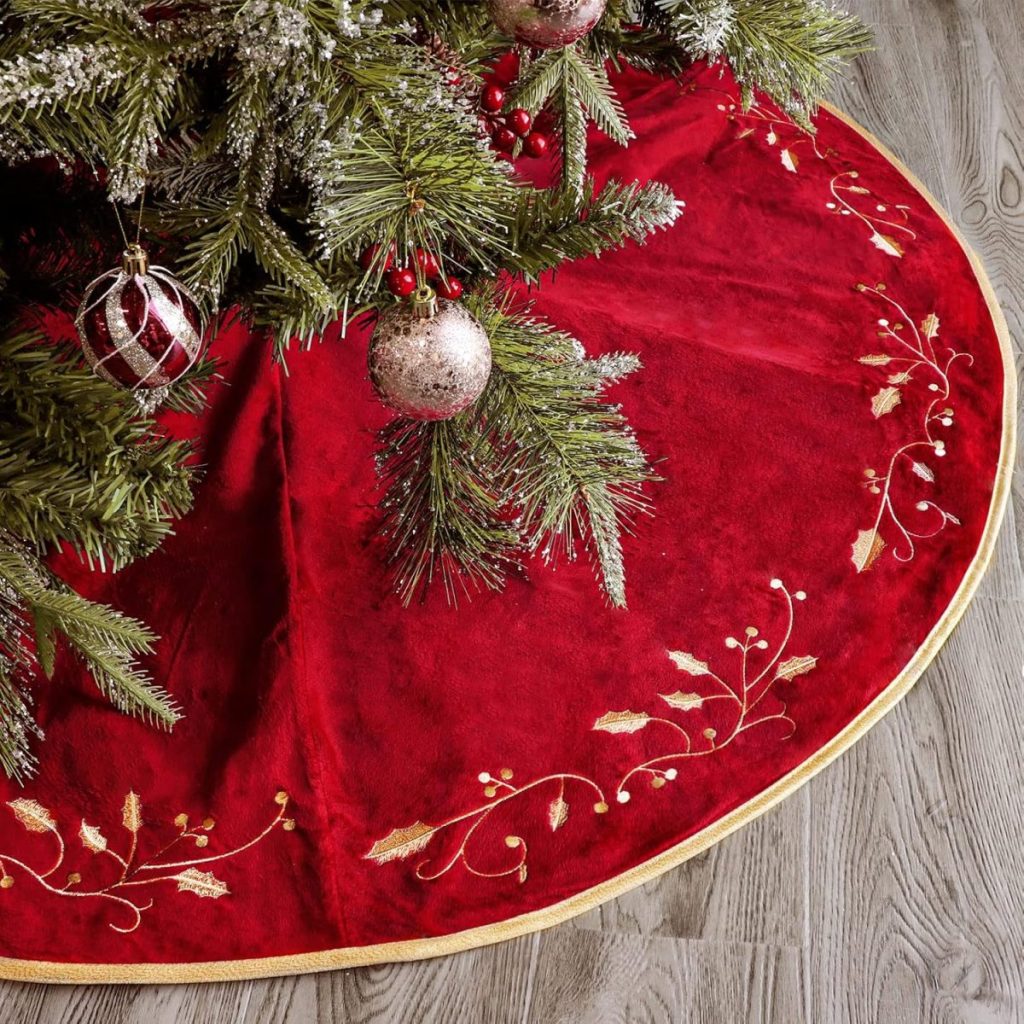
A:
[359, 244, 464, 300]
[479, 83, 550, 158]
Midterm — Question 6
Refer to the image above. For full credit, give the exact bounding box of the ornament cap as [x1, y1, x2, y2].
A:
[121, 244, 149, 276]
[410, 286, 438, 320]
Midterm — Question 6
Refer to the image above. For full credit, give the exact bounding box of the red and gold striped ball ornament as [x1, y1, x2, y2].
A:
[75, 244, 206, 407]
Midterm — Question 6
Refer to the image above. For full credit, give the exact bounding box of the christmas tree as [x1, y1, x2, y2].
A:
[0, 306, 208, 779]
[0, 0, 869, 778]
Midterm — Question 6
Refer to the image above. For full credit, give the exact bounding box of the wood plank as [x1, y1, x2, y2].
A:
[527, 928, 805, 1024]
[807, 594, 1024, 1023]
[571, 788, 809, 946]
[0, 979, 250, 1024]
[306, 935, 537, 1024]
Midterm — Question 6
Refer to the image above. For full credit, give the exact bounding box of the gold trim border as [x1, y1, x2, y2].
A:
[0, 103, 1016, 986]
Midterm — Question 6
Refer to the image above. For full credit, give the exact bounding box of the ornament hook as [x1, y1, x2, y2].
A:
[122, 244, 149, 276]
[411, 286, 438, 319]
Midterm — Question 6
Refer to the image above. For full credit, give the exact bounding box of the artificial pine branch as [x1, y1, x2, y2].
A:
[376, 415, 518, 605]
[513, 46, 632, 199]
[8, 553, 179, 724]
[653, 0, 872, 119]
[510, 178, 682, 282]
[0, 0, 869, 337]
[474, 295, 654, 607]
[0, 330, 198, 570]
[566, 49, 632, 147]
[0, 569, 42, 781]
[0, 323, 200, 778]
[0, 536, 180, 778]
[311, 109, 521, 280]
[0, 0, 870, 631]
[376, 290, 656, 607]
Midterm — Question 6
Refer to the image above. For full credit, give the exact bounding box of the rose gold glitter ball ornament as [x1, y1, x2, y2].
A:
[369, 287, 492, 421]
[75, 244, 205, 410]
[487, 0, 607, 48]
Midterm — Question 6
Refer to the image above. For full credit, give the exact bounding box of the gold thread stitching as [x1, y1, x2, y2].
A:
[827, 171, 915, 256]
[714, 89, 916, 256]
[852, 283, 971, 570]
[365, 772, 607, 885]
[716, 95, 830, 172]
[599, 579, 815, 804]
[0, 791, 295, 933]
[368, 579, 813, 880]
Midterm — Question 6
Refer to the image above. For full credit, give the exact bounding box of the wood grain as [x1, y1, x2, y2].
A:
[1, 1, 1021, 1019]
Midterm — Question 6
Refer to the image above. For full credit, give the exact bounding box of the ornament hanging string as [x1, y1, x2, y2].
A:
[110, 175, 147, 253]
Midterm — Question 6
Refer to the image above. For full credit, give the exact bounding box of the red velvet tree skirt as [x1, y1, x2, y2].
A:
[1, 67, 1014, 982]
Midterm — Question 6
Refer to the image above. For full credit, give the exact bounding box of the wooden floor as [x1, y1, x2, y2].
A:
[3, 1, 1022, 1021]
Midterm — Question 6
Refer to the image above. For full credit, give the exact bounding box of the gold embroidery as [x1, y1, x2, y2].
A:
[716, 97, 829, 171]
[0, 790, 295, 933]
[369, 580, 813, 882]
[853, 283, 971, 570]
[365, 769, 607, 885]
[712, 94, 916, 257]
[596, 579, 815, 803]
[827, 171, 915, 256]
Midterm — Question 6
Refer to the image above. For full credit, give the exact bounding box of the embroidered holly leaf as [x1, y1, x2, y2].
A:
[666, 651, 710, 675]
[775, 655, 818, 681]
[364, 822, 437, 864]
[766, 128, 777, 145]
[921, 313, 940, 339]
[660, 691, 704, 712]
[122, 792, 142, 834]
[8, 799, 55, 833]
[851, 529, 886, 572]
[911, 461, 935, 482]
[174, 868, 229, 899]
[593, 711, 651, 734]
[871, 386, 902, 418]
[79, 821, 108, 854]
[870, 231, 905, 257]
[887, 371, 913, 385]
[780, 148, 798, 173]
[548, 795, 569, 832]
[858, 354, 892, 366]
